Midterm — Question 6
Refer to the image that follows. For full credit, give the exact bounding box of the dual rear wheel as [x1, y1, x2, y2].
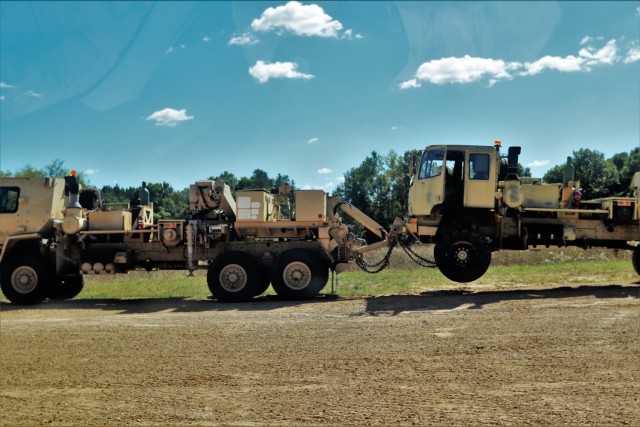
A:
[207, 249, 329, 302]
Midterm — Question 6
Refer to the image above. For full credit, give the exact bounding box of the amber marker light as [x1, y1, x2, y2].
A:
[494, 140, 502, 148]
[70, 169, 77, 177]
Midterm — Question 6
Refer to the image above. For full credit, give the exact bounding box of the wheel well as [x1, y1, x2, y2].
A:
[436, 209, 495, 242]
[2, 238, 46, 265]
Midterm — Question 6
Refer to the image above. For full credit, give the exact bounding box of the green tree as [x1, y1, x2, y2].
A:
[611, 147, 639, 195]
[209, 171, 239, 194]
[3, 159, 89, 184]
[518, 164, 532, 178]
[543, 149, 619, 198]
[333, 149, 417, 239]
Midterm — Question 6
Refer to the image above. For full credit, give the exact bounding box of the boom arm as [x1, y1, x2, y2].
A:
[328, 198, 386, 240]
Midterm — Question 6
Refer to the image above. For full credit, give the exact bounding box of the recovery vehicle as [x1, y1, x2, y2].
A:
[406, 141, 640, 282]
[0, 172, 400, 304]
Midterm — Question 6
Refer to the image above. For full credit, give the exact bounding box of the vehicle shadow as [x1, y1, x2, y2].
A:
[361, 284, 640, 316]
[0, 293, 340, 315]
[0, 284, 637, 316]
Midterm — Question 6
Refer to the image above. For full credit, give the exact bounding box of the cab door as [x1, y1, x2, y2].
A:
[408, 148, 446, 216]
[464, 151, 497, 208]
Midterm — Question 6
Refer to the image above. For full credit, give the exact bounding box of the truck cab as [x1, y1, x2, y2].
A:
[408, 144, 499, 217]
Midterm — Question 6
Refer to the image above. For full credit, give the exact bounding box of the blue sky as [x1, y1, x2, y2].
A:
[1, 1, 639, 191]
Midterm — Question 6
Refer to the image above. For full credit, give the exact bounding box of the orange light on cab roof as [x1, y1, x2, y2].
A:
[494, 140, 502, 147]
[70, 169, 77, 177]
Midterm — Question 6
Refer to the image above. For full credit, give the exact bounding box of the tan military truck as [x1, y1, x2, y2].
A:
[405, 141, 640, 282]
[0, 172, 398, 304]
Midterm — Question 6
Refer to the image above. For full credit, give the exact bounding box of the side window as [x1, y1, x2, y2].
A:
[469, 153, 490, 180]
[418, 149, 445, 180]
[0, 187, 20, 213]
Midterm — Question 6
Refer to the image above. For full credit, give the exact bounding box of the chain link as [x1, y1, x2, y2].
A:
[354, 234, 438, 273]
[355, 241, 395, 273]
[398, 235, 438, 268]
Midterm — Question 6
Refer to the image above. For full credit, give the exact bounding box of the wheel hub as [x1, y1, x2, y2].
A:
[11, 266, 38, 294]
[219, 264, 247, 292]
[455, 248, 469, 262]
[282, 261, 312, 290]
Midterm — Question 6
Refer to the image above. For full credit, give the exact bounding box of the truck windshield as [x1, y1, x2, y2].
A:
[418, 149, 445, 180]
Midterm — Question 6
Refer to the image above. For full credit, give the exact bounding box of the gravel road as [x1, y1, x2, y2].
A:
[1, 283, 639, 426]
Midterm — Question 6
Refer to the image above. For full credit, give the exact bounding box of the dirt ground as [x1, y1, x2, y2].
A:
[1, 282, 639, 426]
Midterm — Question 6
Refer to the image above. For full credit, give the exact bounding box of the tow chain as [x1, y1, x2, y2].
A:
[398, 235, 438, 268]
[355, 234, 438, 273]
[355, 240, 396, 273]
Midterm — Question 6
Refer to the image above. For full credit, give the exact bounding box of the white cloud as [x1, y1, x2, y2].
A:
[180, 44, 187, 49]
[523, 39, 618, 75]
[343, 29, 364, 40]
[84, 168, 99, 175]
[203, 36, 211, 42]
[415, 55, 518, 85]
[637, 6, 640, 16]
[624, 43, 640, 63]
[0, 95, 4, 101]
[317, 167, 333, 174]
[0, 82, 15, 89]
[249, 60, 315, 83]
[399, 78, 421, 90]
[228, 32, 259, 46]
[402, 38, 629, 89]
[24, 90, 43, 97]
[579, 39, 617, 65]
[390, 126, 404, 131]
[336, 176, 345, 183]
[307, 137, 319, 144]
[526, 160, 550, 168]
[521, 55, 583, 76]
[251, 1, 343, 38]
[579, 35, 602, 46]
[146, 108, 194, 127]
[165, 46, 174, 55]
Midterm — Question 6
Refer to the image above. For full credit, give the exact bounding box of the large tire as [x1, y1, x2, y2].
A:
[0, 255, 54, 305]
[633, 246, 640, 276]
[48, 275, 85, 300]
[207, 252, 260, 302]
[434, 230, 491, 283]
[271, 249, 328, 300]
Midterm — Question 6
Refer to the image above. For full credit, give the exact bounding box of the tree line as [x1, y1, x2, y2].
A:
[1, 146, 637, 226]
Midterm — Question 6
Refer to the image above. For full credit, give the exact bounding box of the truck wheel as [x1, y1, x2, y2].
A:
[48, 275, 85, 300]
[207, 252, 259, 302]
[0, 255, 53, 305]
[271, 249, 328, 300]
[434, 231, 491, 283]
[633, 247, 640, 276]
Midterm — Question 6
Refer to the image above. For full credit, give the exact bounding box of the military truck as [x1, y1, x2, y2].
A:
[0, 172, 399, 305]
[405, 141, 640, 282]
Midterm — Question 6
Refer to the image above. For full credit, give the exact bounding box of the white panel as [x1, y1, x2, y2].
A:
[238, 197, 251, 208]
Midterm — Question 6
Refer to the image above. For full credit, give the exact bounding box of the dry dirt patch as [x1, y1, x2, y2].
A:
[1, 284, 639, 426]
